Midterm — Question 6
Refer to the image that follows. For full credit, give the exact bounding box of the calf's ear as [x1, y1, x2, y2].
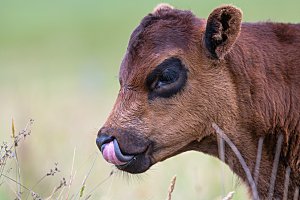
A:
[204, 5, 242, 59]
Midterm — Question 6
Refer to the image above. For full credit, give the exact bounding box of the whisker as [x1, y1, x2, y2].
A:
[84, 170, 114, 197]
[105, 170, 115, 198]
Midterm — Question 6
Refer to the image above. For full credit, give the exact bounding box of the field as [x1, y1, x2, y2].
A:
[0, 1, 299, 199]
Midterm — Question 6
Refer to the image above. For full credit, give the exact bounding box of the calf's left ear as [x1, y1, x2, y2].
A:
[204, 5, 242, 59]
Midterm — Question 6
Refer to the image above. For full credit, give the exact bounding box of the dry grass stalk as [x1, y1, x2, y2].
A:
[283, 166, 291, 200]
[294, 186, 299, 200]
[0, 120, 117, 199]
[0, 119, 34, 199]
[267, 134, 283, 199]
[11, 118, 21, 198]
[212, 123, 259, 200]
[217, 135, 225, 196]
[222, 191, 235, 200]
[45, 177, 67, 200]
[1, 119, 34, 180]
[254, 137, 264, 185]
[65, 147, 77, 200]
[74, 154, 97, 199]
[212, 123, 299, 200]
[166, 175, 176, 200]
[3, 121, 295, 199]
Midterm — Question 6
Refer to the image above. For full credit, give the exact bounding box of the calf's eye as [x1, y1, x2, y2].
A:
[146, 57, 188, 99]
[155, 67, 180, 88]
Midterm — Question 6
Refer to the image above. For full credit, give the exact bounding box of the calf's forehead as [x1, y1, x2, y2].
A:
[119, 10, 203, 87]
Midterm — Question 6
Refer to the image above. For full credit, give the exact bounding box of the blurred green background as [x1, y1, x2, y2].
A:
[0, 0, 299, 199]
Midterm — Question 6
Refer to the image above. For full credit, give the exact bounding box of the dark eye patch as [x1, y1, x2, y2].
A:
[146, 57, 188, 99]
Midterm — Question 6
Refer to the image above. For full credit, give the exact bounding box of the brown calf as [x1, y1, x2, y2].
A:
[96, 4, 300, 199]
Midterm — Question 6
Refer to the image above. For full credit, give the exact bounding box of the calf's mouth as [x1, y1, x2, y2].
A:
[96, 130, 153, 173]
[101, 138, 134, 165]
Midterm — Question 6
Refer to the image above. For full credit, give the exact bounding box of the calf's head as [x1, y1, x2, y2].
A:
[96, 4, 242, 174]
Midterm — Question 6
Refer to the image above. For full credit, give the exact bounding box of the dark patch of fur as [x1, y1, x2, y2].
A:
[146, 57, 188, 99]
[272, 23, 299, 44]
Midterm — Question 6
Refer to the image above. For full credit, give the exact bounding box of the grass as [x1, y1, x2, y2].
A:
[0, 119, 116, 199]
[212, 124, 299, 200]
[0, 120, 248, 199]
[3, 121, 298, 199]
[0, 1, 299, 199]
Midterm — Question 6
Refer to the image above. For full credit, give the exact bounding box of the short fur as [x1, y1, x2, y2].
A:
[98, 4, 300, 199]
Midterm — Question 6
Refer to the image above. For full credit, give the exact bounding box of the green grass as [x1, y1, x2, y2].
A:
[0, 0, 299, 199]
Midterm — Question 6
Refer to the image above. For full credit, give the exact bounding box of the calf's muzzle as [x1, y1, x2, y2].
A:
[96, 128, 153, 173]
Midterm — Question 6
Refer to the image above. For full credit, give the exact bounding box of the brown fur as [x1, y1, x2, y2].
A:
[98, 4, 300, 199]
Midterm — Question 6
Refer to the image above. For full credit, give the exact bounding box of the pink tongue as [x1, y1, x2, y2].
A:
[102, 141, 127, 165]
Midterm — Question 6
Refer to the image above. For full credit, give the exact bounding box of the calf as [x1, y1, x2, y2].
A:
[96, 4, 300, 199]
